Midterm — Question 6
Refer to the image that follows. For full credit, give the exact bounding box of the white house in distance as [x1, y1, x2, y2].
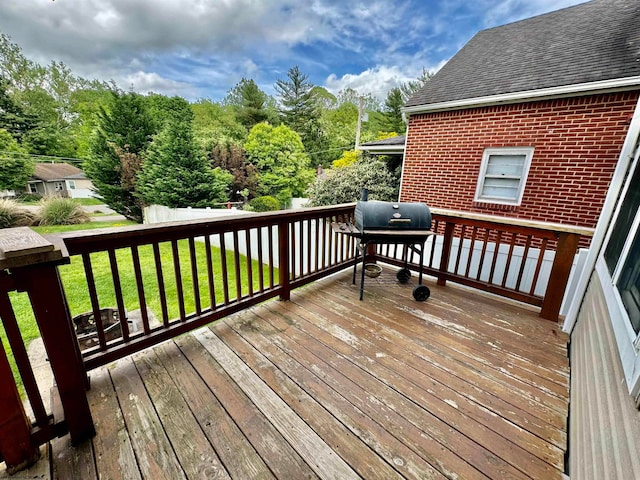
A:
[27, 162, 95, 199]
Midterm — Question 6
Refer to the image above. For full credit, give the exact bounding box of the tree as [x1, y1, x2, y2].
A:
[0, 77, 38, 142]
[191, 99, 247, 148]
[0, 128, 33, 190]
[85, 91, 155, 222]
[224, 78, 277, 129]
[138, 119, 232, 208]
[306, 158, 398, 206]
[244, 123, 314, 198]
[381, 87, 406, 134]
[400, 67, 434, 102]
[209, 142, 258, 201]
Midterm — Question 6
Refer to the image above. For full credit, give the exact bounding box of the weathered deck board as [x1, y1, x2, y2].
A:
[52, 269, 569, 479]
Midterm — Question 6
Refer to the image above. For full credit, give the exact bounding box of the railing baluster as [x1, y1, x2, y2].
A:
[488, 231, 503, 285]
[131, 245, 150, 334]
[219, 234, 230, 305]
[171, 240, 186, 322]
[530, 238, 549, 296]
[0, 291, 48, 428]
[204, 236, 216, 308]
[82, 253, 107, 349]
[476, 228, 491, 281]
[454, 225, 466, 275]
[188, 238, 201, 316]
[233, 230, 242, 301]
[245, 229, 253, 297]
[464, 226, 478, 278]
[257, 228, 264, 293]
[268, 225, 275, 289]
[108, 249, 129, 341]
[501, 232, 518, 288]
[515, 235, 533, 292]
[152, 243, 170, 327]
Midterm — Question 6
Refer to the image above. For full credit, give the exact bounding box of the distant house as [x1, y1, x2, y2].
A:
[401, 0, 640, 243]
[27, 162, 95, 199]
[400, 0, 640, 478]
[357, 135, 405, 156]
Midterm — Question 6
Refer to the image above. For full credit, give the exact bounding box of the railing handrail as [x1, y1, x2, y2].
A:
[59, 203, 357, 255]
[431, 207, 595, 237]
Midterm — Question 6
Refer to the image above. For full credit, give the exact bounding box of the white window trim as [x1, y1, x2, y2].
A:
[596, 144, 640, 403]
[473, 147, 533, 206]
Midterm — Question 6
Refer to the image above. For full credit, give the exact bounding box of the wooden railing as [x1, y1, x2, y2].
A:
[375, 208, 593, 320]
[0, 203, 591, 471]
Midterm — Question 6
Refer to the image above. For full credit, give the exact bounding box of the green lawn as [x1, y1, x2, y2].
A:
[32, 219, 137, 234]
[1, 223, 273, 397]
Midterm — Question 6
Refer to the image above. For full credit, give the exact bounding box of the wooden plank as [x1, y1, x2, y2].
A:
[214, 319, 406, 480]
[51, 436, 97, 480]
[86, 365, 141, 480]
[156, 340, 275, 480]
[176, 333, 318, 480]
[324, 283, 568, 430]
[282, 297, 566, 475]
[254, 304, 535, 480]
[0, 227, 54, 259]
[193, 327, 360, 480]
[109, 357, 187, 480]
[221, 315, 447, 480]
[131, 348, 230, 479]
[312, 287, 568, 449]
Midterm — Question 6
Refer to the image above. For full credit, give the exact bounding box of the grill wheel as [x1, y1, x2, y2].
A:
[413, 285, 431, 302]
[396, 268, 412, 284]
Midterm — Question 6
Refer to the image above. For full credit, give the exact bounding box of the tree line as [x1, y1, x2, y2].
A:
[0, 33, 431, 222]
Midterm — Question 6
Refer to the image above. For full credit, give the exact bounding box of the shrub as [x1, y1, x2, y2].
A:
[247, 196, 280, 212]
[0, 199, 37, 228]
[38, 197, 90, 226]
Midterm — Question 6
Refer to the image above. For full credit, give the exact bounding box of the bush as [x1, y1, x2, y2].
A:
[38, 197, 90, 226]
[16, 193, 42, 203]
[0, 199, 37, 228]
[306, 158, 398, 206]
[247, 196, 280, 212]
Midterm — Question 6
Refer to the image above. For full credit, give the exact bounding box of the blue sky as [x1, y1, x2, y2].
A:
[0, 0, 588, 102]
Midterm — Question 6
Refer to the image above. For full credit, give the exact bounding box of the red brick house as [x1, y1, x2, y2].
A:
[401, 0, 640, 236]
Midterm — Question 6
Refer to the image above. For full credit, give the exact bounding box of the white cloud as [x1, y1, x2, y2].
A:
[325, 66, 414, 101]
[122, 71, 200, 97]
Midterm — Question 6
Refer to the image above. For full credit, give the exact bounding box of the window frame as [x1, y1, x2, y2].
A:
[598, 144, 640, 403]
[473, 147, 534, 206]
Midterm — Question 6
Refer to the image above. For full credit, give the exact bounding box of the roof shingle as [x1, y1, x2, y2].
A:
[33, 163, 85, 181]
[406, 0, 640, 108]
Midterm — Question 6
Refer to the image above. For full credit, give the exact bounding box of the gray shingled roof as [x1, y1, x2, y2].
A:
[359, 135, 406, 147]
[33, 163, 85, 181]
[406, 0, 640, 108]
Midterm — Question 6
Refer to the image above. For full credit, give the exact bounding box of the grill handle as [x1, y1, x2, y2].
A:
[389, 218, 412, 224]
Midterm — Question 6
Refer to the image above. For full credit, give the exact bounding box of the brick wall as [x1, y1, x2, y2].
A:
[401, 91, 639, 233]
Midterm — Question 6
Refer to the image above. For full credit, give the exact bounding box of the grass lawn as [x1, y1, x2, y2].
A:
[2, 222, 272, 397]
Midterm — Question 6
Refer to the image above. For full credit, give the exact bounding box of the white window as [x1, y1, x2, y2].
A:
[67, 180, 76, 190]
[598, 144, 640, 404]
[28, 183, 38, 194]
[474, 147, 533, 205]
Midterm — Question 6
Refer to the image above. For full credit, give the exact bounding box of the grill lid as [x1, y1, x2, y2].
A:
[354, 200, 431, 232]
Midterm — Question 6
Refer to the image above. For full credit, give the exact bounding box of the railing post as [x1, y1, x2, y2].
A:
[437, 221, 455, 286]
[0, 227, 95, 446]
[0, 336, 40, 472]
[278, 221, 291, 301]
[540, 232, 580, 321]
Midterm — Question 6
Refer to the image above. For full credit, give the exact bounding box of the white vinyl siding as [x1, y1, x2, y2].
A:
[474, 148, 533, 205]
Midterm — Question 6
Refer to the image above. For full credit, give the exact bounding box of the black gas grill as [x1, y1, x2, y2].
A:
[333, 194, 433, 301]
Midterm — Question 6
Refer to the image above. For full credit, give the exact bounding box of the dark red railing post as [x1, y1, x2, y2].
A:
[0, 335, 40, 472]
[437, 221, 455, 286]
[14, 263, 95, 443]
[0, 227, 95, 447]
[278, 220, 291, 301]
[540, 231, 580, 321]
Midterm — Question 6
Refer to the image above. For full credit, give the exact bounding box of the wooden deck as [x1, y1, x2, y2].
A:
[51, 268, 570, 480]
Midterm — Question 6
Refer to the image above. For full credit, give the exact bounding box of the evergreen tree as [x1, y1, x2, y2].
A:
[138, 119, 232, 208]
[0, 128, 33, 191]
[0, 77, 37, 142]
[382, 87, 406, 134]
[224, 78, 276, 129]
[84, 91, 155, 222]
